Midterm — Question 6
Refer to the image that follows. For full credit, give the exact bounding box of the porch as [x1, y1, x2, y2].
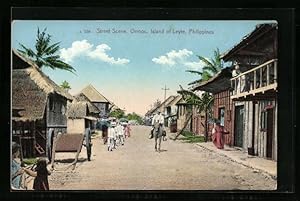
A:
[230, 59, 277, 101]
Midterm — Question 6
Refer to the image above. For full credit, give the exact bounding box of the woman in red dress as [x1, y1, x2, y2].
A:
[212, 120, 229, 149]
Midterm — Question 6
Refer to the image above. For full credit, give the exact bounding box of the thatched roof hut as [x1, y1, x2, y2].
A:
[12, 50, 73, 122]
[79, 84, 110, 103]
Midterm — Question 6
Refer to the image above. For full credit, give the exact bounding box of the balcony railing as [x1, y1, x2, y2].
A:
[230, 59, 277, 99]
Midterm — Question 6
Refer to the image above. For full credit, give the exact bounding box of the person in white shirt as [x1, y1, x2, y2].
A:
[107, 122, 116, 151]
[232, 63, 246, 92]
[151, 111, 164, 152]
[117, 123, 125, 146]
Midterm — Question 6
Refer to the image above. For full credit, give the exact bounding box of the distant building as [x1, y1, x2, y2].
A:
[75, 84, 111, 118]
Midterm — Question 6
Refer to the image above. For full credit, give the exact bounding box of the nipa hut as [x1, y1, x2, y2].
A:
[12, 50, 73, 160]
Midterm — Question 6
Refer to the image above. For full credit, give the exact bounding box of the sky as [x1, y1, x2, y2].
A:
[12, 20, 275, 116]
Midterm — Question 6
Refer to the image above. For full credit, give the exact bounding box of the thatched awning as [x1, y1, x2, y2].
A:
[191, 67, 232, 94]
[67, 101, 87, 118]
[12, 69, 48, 121]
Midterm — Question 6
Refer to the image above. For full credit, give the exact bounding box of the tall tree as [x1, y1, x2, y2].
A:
[179, 48, 223, 141]
[109, 109, 125, 119]
[18, 28, 76, 73]
[60, 80, 71, 92]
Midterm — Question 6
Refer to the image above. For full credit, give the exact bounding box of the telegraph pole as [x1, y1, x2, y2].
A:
[161, 85, 170, 102]
[161, 85, 170, 114]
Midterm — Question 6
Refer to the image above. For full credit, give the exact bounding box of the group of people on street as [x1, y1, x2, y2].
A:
[11, 142, 51, 191]
[106, 120, 131, 152]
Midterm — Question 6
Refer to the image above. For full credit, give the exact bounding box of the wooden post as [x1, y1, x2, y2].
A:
[50, 131, 61, 170]
[260, 67, 263, 88]
[32, 121, 36, 157]
[274, 60, 277, 83]
[267, 64, 270, 85]
[71, 134, 84, 170]
[235, 78, 237, 95]
[18, 135, 24, 164]
[253, 70, 256, 90]
[204, 110, 208, 142]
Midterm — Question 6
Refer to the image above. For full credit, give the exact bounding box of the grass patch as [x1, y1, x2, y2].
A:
[22, 158, 38, 165]
[180, 131, 205, 143]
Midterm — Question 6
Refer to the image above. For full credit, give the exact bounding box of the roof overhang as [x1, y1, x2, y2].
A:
[221, 23, 277, 62]
[192, 67, 232, 94]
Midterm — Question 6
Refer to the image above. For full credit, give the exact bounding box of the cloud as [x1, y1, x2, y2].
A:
[60, 40, 93, 63]
[88, 44, 130, 65]
[152, 49, 193, 66]
[184, 60, 207, 70]
[60, 40, 130, 65]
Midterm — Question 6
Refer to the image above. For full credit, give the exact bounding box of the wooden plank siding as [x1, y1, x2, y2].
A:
[213, 90, 233, 146]
[241, 99, 277, 161]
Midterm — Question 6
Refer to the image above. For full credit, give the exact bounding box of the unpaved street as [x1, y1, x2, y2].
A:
[48, 125, 276, 190]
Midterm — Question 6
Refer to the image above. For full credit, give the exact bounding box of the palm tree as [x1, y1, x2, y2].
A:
[177, 86, 214, 142]
[178, 48, 223, 141]
[18, 28, 76, 73]
[186, 48, 223, 86]
[60, 80, 71, 92]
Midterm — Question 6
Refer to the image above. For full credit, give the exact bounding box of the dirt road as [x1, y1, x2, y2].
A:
[48, 125, 276, 190]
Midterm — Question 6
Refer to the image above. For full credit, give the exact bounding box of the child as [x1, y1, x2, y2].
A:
[23, 157, 51, 190]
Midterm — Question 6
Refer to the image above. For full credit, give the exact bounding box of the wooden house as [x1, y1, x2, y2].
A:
[67, 101, 99, 134]
[165, 95, 181, 128]
[192, 67, 233, 144]
[221, 23, 278, 160]
[76, 84, 111, 118]
[12, 50, 73, 159]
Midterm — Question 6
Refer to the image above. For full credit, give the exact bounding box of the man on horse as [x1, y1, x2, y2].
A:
[151, 110, 164, 152]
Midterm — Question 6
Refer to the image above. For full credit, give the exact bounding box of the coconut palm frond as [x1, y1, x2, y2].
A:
[18, 27, 76, 73]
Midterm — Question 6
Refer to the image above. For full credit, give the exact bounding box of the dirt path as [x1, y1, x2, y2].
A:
[48, 125, 276, 190]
